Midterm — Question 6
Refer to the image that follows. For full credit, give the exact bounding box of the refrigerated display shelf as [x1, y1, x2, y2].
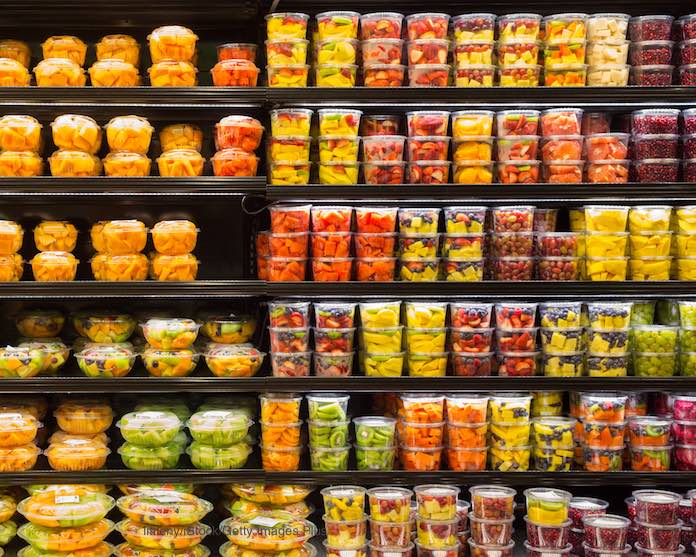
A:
[0, 374, 694, 393]
[0, 468, 693, 486]
[265, 183, 696, 203]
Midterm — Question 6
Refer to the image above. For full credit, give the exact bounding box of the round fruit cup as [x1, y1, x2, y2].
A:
[583, 446, 624, 471]
[579, 392, 627, 422]
[446, 394, 489, 424]
[54, 401, 113, 435]
[404, 327, 446, 352]
[630, 300, 657, 325]
[44, 437, 110, 471]
[542, 161, 582, 184]
[545, 41, 587, 66]
[497, 40, 541, 66]
[542, 352, 584, 377]
[406, 13, 449, 40]
[452, 138, 493, 163]
[318, 109, 362, 136]
[269, 109, 312, 137]
[497, 13, 542, 40]
[441, 235, 483, 259]
[211, 149, 262, 176]
[405, 352, 446, 377]
[454, 41, 494, 65]
[404, 301, 447, 329]
[360, 13, 403, 40]
[217, 42, 257, 63]
[118, 441, 182, 470]
[265, 13, 309, 39]
[259, 393, 302, 424]
[398, 420, 444, 447]
[215, 115, 263, 152]
[631, 108, 679, 135]
[141, 318, 199, 349]
[585, 134, 629, 162]
[585, 160, 630, 184]
[259, 444, 302, 471]
[399, 394, 445, 424]
[362, 161, 404, 184]
[204, 345, 263, 377]
[587, 13, 629, 40]
[489, 393, 532, 423]
[497, 350, 537, 377]
[544, 63, 587, 86]
[322, 486, 366, 519]
[540, 108, 584, 137]
[73, 312, 135, 343]
[488, 445, 531, 471]
[469, 485, 516, 520]
[586, 302, 632, 330]
[200, 312, 255, 344]
[323, 544, 367, 557]
[448, 327, 492, 353]
[34, 58, 83, 87]
[98, 219, 147, 254]
[633, 352, 677, 377]
[0, 114, 41, 152]
[586, 353, 628, 377]
[187, 410, 251, 447]
[269, 300, 310, 328]
[532, 417, 575, 448]
[445, 446, 486, 472]
[314, 328, 355, 354]
[359, 300, 401, 328]
[447, 422, 488, 448]
[89, 59, 140, 86]
[360, 327, 403, 354]
[407, 39, 449, 66]
[148, 25, 197, 62]
[398, 258, 440, 281]
[582, 420, 626, 448]
[633, 490, 681, 524]
[268, 136, 311, 163]
[634, 520, 683, 551]
[50, 114, 101, 154]
[677, 234, 696, 257]
[103, 115, 153, 154]
[307, 393, 349, 423]
[269, 327, 310, 353]
[450, 349, 491, 375]
[318, 136, 359, 164]
[675, 420, 696, 445]
[15, 309, 64, 338]
[117, 490, 211, 527]
[314, 38, 359, 66]
[399, 234, 440, 260]
[354, 417, 396, 449]
[490, 233, 532, 258]
[0, 412, 39, 447]
[0, 151, 41, 177]
[270, 351, 310, 377]
[451, 111, 493, 138]
[316, 11, 359, 39]
[632, 325, 677, 353]
[534, 446, 574, 471]
[408, 161, 450, 184]
[401, 445, 443, 470]
[324, 516, 368, 549]
[355, 444, 396, 470]
[544, 13, 587, 40]
[525, 516, 572, 548]
[531, 391, 563, 417]
[568, 498, 608, 530]
[454, 64, 495, 87]
[356, 257, 396, 281]
[406, 111, 449, 137]
[73, 344, 135, 378]
[497, 64, 541, 87]
[496, 327, 537, 352]
[586, 329, 627, 354]
[18, 488, 112, 531]
[407, 64, 449, 87]
[630, 233, 673, 259]
[631, 64, 675, 86]
[492, 206, 535, 234]
[103, 152, 152, 177]
[630, 446, 672, 471]
[452, 161, 493, 185]
[189, 441, 252, 470]
[452, 13, 495, 40]
[470, 516, 514, 546]
[117, 410, 180, 446]
[489, 421, 532, 448]
[492, 256, 533, 280]
[308, 419, 349, 448]
[319, 161, 359, 185]
[369, 518, 411, 547]
[48, 150, 100, 177]
[361, 136, 405, 163]
[417, 517, 459, 547]
[541, 327, 584, 353]
[159, 123, 203, 152]
[266, 63, 309, 87]
[407, 136, 449, 162]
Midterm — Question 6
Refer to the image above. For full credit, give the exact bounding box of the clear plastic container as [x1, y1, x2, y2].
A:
[118, 491, 212, 526]
[211, 59, 260, 87]
[48, 150, 101, 177]
[160, 123, 203, 152]
[117, 411, 181, 447]
[148, 25, 198, 62]
[96, 34, 140, 64]
[34, 58, 84, 86]
[89, 59, 140, 86]
[18, 486, 115, 527]
[105, 115, 153, 154]
[266, 13, 309, 40]
[141, 318, 200, 349]
[0, 115, 41, 152]
[103, 151, 151, 177]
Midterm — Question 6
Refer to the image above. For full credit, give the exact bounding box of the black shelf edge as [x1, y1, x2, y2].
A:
[0, 469, 693, 486]
[0, 177, 266, 196]
[0, 281, 265, 299]
[2, 376, 696, 393]
[266, 86, 696, 108]
[266, 183, 694, 203]
[265, 281, 696, 298]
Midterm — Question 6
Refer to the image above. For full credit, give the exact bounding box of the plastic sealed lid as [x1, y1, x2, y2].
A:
[117, 410, 181, 432]
[187, 410, 252, 433]
[18, 486, 115, 527]
[217, 115, 264, 132]
[117, 491, 212, 526]
[228, 483, 312, 505]
[220, 511, 317, 551]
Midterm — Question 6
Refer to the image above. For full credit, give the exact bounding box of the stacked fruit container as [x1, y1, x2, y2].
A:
[468, 485, 517, 555]
[452, 110, 494, 185]
[308, 393, 350, 470]
[451, 13, 496, 87]
[629, 16, 675, 85]
[265, 12, 310, 86]
[406, 111, 450, 184]
[586, 14, 630, 86]
[488, 393, 533, 470]
[445, 394, 489, 471]
[524, 488, 573, 555]
[315, 12, 360, 87]
[318, 109, 361, 184]
[496, 13, 542, 86]
[259, 393, 303, 471]
[322, 486, 368, 556]
[368, 487, 413, 554]
[543, 13, 588, 86]
[362, 121, 406, 184]
[414, 485, 460, 556]
[404, 14, 450, 87]
[398, 208, 441, 281]
[360, 12, 405, 86]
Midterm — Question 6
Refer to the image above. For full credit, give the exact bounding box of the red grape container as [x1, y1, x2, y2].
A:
[631, 109, 680, 135]
[629, 16, 675, 41]
[523, 541, 572, 557]
[632, 490, 681, 524]
[582, 515, 631, 549]
[582, 543, 632, 557]
[525, 517, 572, 549]
[634, 520, 683, 550]
[469, 485, 516, 520]
[569, 498, 609, 530]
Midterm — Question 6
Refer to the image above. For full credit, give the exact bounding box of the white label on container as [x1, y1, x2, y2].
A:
[249, 516, 282, 528]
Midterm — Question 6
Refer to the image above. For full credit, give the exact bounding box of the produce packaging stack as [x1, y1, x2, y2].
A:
[398, 208, 442, 281]
[669, 394, 696, 469]
[92, 33, 141, 84]
[268, 108, 312, 186]
[89, 34, 140, 86]
[579, 391, 628, 471]
[361, 115, 406, 184]
[583, 506, 633, 554]
[13, 309, 69, 377]
[539, 301, 583, 378]
[259, 392, 303, 471]
[524, 488, 573, 554]
[677, 14, 696, 85]
[414, 485, 461, 556]
[360, 12, 405, 87]
[495, 302, 539, 378]
[685, 110, 696, 184]
[49, 114, 101, 178]
[629, 16, 675, 86]
[539, 108, 583, 186]
[219, 482, 314, 520]
[531, 390, 564, 417]
[585, 301, 631, 380]
[405, 13, 450, 87]
[17, 485, 115, 557]
[147, 25, 198, 87]
[449, 302, 494, 377]
[632, 324, 678, 377]
[403, 302, 447, 378]
[490, 206, 535, 280]
[268, 300, 311, 377]
[34, 35, 86, 87]
[149, 220, 199, 282]
[631, 109, 680, 184]
[307, 393, 350, 471]
[585, 14, 630, 86]
[542, 13, 588, 87]
[397, 394, 445, 471]
[0, 410, 41, 473]
[367, 487, 413, 554]
[211, 40, 260, 87]
[312, 300, 356, 377]
[584, 205, 630, 281]
[185, 408, 253, 470]
[450, 13, 496, 87]
[119, 491, 213, 557]
[102, 115, 153, 178]
[322, 486, 368, 556]
[566, 496, 609, 554]
[265, 12, 310, 87]
[628, 205, 673, 281]
[452, 110, 493, 185]
[0, 39, 30, 86]
[444, 394, 489, 471]
[406, 110, 450, 185]
[314, 11, 360, 87]
[45, 399, 113, 473]
[310, 205, 353, 283]
[267, 204, 311, 281]
[0, 115, 43, 177]
[468, 485, 516, 555]
[360, 300, 403, 377]
[675, 204, 696, 279]
[30, 218, 79, 283]
[116, 410, 184, 470]
[584, 126, 630, 185]
[354, 206, 399, 283]
[90, 219, 148, 281]
[679, 300, 696, 375]
[317, 108, 361, 185]
[0, 491, 17, 547]
[354, 416, 397, 470]
[497, 109, 538, 184]
[488, 392, 533, 470]
[0, 220, 24, 282]
[496, 13, 542, 87]
[532, 417, 575, 471]
[535, 230, 581, 282]
[627, 415, 672, 471]
[442, 208, 486, 283]
[212, 115, 262, 178]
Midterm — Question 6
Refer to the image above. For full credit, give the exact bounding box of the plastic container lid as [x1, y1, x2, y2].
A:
[220, 511, 317, 550]
[187, 410, 252, 432]
[117, 491, 213, 526]
[18, 487, 115, 527]
[117, 410, 181, 431]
